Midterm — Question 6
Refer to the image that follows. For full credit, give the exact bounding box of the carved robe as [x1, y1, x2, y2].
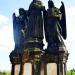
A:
[26, 1, 44, 41]
[44, 7, 64, 47]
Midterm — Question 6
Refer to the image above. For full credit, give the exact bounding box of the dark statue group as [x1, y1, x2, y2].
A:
[13, 0, 67, 54]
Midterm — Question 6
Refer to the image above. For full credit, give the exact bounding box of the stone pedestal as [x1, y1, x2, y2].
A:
[9, 45, 68, 75]
[9, 50, 22, 75]
[21, 48, 42, 75]
[40, 47, 69, 75]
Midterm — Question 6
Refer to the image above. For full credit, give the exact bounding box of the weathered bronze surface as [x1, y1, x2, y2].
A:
[9, 0, 69, 75]
[44, 0, 67, 53]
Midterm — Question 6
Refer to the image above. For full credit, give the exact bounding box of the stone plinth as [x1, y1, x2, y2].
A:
[9, 50, 22, 75]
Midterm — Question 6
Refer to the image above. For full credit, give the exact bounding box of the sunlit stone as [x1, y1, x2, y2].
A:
[14, 65, 20, 75]
[47, 63, 57, 75]
[23, 63, 32, 75]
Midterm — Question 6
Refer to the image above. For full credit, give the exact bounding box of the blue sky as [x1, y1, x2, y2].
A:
[0, 0, 75, 71]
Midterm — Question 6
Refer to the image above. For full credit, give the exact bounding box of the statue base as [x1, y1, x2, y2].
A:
[9, 46, 68, 75]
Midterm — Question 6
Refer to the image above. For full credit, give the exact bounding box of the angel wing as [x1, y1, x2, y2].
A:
[59, 1, 67, 39]
[13, 13, 17, 29]
[12, 13, 19, 44]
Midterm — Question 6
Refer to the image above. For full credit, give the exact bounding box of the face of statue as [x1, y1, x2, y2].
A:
[19, 8, 25, 15]
[33, 0, 42, 2]
[33, 0, 42, 6]
[48, 0, 54, 8]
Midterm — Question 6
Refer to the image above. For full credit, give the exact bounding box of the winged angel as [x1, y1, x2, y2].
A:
[43, 0, 67, 50]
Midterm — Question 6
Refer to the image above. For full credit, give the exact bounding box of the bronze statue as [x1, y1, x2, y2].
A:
[26, 0, 45, 41]
[13, 8, 27, 52]
[44, 0, 67, 51]
[10, 1, 68, 75]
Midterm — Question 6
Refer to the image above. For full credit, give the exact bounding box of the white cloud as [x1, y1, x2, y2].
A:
[0, 14, 14, 71]
[0, 14, 14, 52]
[0, 15, 9, 27]
[65, 7, 75, 70]
[0, 51, 11, 71]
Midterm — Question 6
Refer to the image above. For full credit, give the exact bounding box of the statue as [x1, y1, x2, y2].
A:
[13, 8, 27, 53]
[44, 0, 67, 51]
[9, 1, 68, 75]
[25, 0, 45, 49]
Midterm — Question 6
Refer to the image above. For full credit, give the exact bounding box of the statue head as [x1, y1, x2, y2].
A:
[33, 0, 42, 2]
[48, 0, 54, 8]
[19, 8, 26, 16]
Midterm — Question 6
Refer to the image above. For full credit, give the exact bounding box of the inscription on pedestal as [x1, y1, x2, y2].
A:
[47, 63, 57, 75]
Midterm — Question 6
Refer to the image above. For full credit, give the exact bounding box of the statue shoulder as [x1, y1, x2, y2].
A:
[54, 7, 61, 14]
